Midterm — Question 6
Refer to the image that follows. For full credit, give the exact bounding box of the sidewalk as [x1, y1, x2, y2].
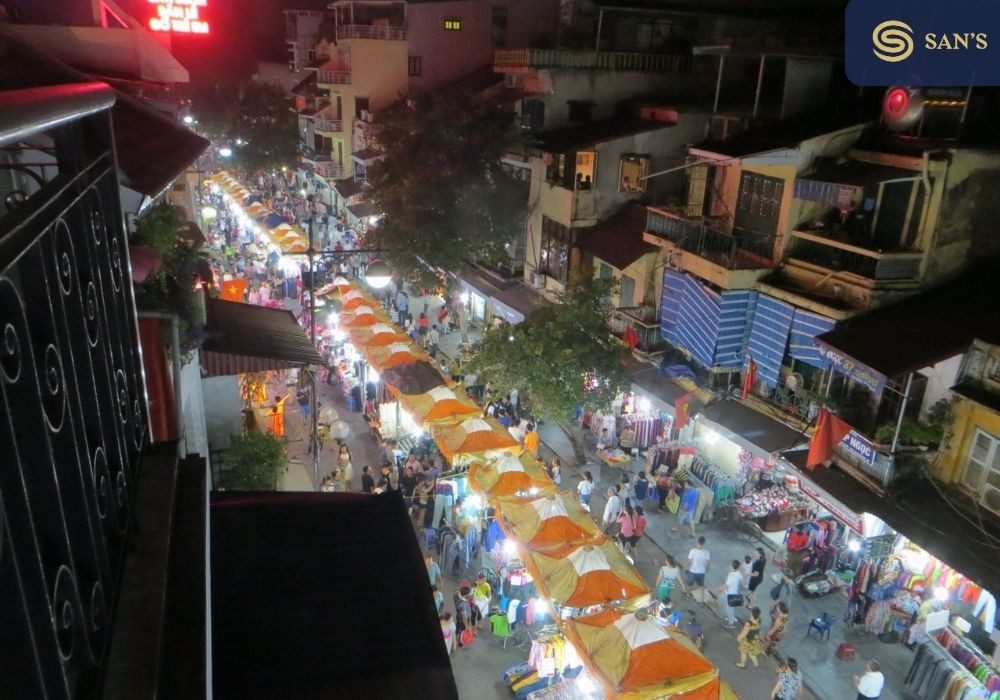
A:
[534, 421, 913, 700]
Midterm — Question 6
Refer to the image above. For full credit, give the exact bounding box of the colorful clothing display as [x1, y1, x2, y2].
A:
[905, 632, 1000, 699]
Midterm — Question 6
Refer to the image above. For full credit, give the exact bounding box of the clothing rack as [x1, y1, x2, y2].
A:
[904, 634, 995, 699]
[617, 413, 662, 450]
[685, 456, 742, 503]
[936, 628, 1000, 691]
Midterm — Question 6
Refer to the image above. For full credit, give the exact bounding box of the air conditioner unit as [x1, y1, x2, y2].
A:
[531, 273, 545, 288]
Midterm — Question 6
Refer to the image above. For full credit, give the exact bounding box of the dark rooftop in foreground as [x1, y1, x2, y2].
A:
[212, 491, 457, 700]
[532, 118, 675, 153]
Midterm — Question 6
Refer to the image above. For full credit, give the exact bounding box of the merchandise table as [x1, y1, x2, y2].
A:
[596, 448, 632, 468]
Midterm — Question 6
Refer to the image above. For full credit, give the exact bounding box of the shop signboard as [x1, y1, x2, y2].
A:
[795, 476, 865, 537]
[816, 344, 886, 397]
[839, 430, 877, 466]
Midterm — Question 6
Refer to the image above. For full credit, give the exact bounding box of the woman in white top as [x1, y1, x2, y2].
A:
[714, 560, 744, 628]
[576, 470, 594, 510]
[655, 554, 687, 601]
[550, 457, 562, 486]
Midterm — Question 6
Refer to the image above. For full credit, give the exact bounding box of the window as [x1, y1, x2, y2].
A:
[355, 97, 370, 120]
[619, 155, 649, 193]
[444, 18, 462, 30]
[598, 263, 612, 280]
[539, 216, 572, 283]
[619, 275, 637, 307]
[566, 100, 594, 123]
[408, 56, 422, 77]
[521, 99, 545, 131]
[354, 161, 367, 182]
[734, 171, 784, 235]
[491, 6, 508, 47]
[962, 430, 1000, 514]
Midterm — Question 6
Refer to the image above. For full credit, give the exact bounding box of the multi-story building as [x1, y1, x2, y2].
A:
[646, 87, 1000, 486]
[286, 0, 560, 214]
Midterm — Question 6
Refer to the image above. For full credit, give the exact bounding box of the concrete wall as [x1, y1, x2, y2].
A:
[917, 355, 963, 420]
[177, 351, 208, 458]
[934, 397, 1000, 491]
[254, 60, 304, 94]
[408, 0, 559, 92]
[592, 251, 660, 308]
[202, 375, 244, 451]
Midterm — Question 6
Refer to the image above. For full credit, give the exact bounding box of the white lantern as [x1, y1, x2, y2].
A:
[329, 420, 350, 440]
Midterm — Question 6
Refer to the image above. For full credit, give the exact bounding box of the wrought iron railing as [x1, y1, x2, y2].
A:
[788, 235, 923, 280]
[645, 207, 776, 270]
[609, 306, 666, 352]
[314, 118, 344, 133]
[0, 84, 148, 697]
[317, 70, 351, 85]
[494, 48, 691, 72]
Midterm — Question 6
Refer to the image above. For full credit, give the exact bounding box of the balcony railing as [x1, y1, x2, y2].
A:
[789, 229, 923, 280]
[494, 48, 692, 73]
[0, 84, 148, 696]
[646, 207, 776, 270]
[609, 306, 666, 353]
[314, 118, 344, 133]
[337, 25, 405, 41]
[317, 70, 351, 85]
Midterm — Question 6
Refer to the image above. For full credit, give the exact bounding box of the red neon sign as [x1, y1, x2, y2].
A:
[148, 0, 209, 34]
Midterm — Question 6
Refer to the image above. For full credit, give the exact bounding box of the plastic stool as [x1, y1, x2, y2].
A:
[807, 612, 836, 641]
[836, 642, 856, 660]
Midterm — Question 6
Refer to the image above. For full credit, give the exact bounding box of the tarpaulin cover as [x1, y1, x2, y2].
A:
[391, 386, 482, 426]
[349, 323, 409, 346]
[563, 609, 719, 700]
[363, 342, 428, 371]
[496, 492, 602, 557]
[340, 304, 388, 328]
[467, 452, 557, 499]
[433, 416, 520, 463]
[521, 540, 646, 609]
[380, 361, 447, 395]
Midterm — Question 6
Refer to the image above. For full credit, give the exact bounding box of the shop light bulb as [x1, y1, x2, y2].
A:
[934, 586, 949, 602]
[576, 675, 596, 695]
[218, 146, 232, 158]
[703, 429, 719, 445]
[466, 494, 481, 510]
[460, 292, 469, 303]
[503, 539, 518, 556]
[368, 369, 379, 383]
[535, 600, 549, 616]
[528, 487, 540, 495]
[848, 540, 862, 553]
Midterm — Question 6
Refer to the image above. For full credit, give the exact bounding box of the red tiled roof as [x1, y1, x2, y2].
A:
[577, 203, 658, 271]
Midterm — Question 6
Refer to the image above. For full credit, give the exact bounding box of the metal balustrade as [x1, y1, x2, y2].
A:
[314, 118, 344, 133]
[494, 48, 692, 72]
[0, 83, 148, 697]
[337, 25, 405, 41]
[645, 208, 776, 270]
[317, 70, 351, 85]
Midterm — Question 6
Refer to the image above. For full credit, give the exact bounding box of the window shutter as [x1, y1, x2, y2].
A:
[687, 164, 708, 217]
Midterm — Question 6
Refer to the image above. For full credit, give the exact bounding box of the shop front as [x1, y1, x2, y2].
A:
[457, 266, 503, 326]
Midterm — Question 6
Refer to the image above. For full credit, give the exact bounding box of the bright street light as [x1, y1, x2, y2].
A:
[182, 114, 194, 125]
[365, 259, 392, 289]
[218, 146, 233, 158]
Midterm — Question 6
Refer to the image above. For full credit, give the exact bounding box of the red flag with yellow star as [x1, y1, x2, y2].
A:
[220, 279, 247, 302]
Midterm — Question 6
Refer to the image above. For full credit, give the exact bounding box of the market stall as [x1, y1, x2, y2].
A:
[433, 416, 521, 465]
[521, 541, 647, 610]
[468, 452, 557, 500]
[496, 493, 603, 558]
[563, 609, 721, 700]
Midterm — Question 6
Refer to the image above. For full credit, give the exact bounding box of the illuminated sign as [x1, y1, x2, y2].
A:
[148, 0, 209, 34]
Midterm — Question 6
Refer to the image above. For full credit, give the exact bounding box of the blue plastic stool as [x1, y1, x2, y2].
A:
[807, 612, 836, 641]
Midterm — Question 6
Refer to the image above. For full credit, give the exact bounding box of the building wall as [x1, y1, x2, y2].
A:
[935, 398, 1000, 487]
[917, 354, 962, 420]
[592, 251, 660, 308]
[408, 0, 559, 92]
[202, 375, 244, 451]
[179, 351, 209, 459]
[254, 60, 303, 94]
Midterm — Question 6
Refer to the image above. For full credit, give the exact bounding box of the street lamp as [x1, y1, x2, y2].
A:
[183, 114, 195, 125]
[219, 146, 233, 158]
[365, 259, 392, 289]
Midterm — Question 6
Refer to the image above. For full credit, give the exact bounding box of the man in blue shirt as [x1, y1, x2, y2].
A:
[678, 481, 700, 538]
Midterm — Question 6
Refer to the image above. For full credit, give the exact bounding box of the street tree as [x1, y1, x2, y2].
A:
[191, 81, 298, 171]
[365, 91, 527, 285]
[469, 277, 631, 432]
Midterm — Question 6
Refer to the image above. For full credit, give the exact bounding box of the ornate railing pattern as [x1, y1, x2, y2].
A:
[337, 25, 405, 41]
[494, 48, 691, 72]
[646, 207, 776, 270]
[0, 84, 147, 697]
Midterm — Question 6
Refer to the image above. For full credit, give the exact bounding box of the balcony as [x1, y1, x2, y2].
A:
[494, 48, 691, 73]
[789, 227, 923, 281]
[0, 83, 150, 695]
[314, 118, 344, 133]
[609, 306, 666, 355]
[337, 25, 405, 41]
[317, 69, 351, 85]
[645, 207, 776, 270]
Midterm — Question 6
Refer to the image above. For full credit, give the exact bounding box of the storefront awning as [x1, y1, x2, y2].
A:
[626, 361, 696, 416]
[458, 265, 508, 300]
[200, 299, 323, 377]
[699, 399, 804, 455]
[489, 284, 545, 325]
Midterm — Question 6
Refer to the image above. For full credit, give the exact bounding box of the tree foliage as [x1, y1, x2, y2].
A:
[191, 81, 298, 170]
[223, 430, 287, 491]
[365, 92, 527, 285]
[469, 278, 631, 422]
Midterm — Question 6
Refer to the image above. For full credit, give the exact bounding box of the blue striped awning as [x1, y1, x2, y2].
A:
[714, 289, 757, 370]
[677, 274, 720, 368]
[788, 308, 835, 369]
[746, 294, 794, 387]
[660, 269, 684, 348]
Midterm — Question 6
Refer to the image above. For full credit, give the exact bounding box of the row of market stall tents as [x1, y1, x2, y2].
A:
[210, 171, 733, 700]
[206, 171, 312, 253]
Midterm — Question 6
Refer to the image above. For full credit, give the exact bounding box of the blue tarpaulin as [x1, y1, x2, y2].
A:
[788, 308, 835, 369]
[746, 294, 794, 387]
[264, 213, 291, 229]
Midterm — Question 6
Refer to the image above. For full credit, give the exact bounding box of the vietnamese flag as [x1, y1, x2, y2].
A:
[674, 393, 692, 431]
[220, 278, 248, 302]
[806, 408, 853, 469]
[741, 353, 758, 399]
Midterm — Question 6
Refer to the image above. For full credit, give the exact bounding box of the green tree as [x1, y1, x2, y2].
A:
[223, 430, 287, 491]
[191, 81, 298, 171]
[469, 278, 631, 425]
[365, 91, 528, 285]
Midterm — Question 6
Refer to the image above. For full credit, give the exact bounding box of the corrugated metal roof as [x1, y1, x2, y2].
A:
[200, 299, 322, 376]
[578, 203, 657, 271]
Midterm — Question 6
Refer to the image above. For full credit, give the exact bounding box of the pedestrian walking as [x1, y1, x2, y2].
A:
[336, 444, 354, 487]
[427, 324, 440, 358]
[602, 486, 622, 535]
[748, 547, 767, 606]
[855, 660, 885, 700]
[523, 423, 540, 457]
[675, 480, 699, 538]
[577, 471, 595, 510]
[618, 505, 646, 562]
[361, 465, 375, 493]
[549, 457, 562, 486]
[686, 536, 711, 600]
[655, 554, 687, 601]
[425, 555, 442, 589]
[715, 560, 743, 628]
[441, 613, 456, 655]
[770, 658, 802, 700]
[736, 606, 764, 669]
[764, 600, 789, 656]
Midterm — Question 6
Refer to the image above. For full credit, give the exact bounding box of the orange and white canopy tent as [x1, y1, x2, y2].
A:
[433, 416, 521, 463]
[392, 385, 481, 426]
[339, 288, 370, 311]
[363, 341, 429, 372]
[467, 452, 557, 499]
[521, 540, 647, 609]
[340, 304, 389, 328]
[563, 609, 720, 700]
[497, 492, 603, 557]
[349, 322, 409, 346]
